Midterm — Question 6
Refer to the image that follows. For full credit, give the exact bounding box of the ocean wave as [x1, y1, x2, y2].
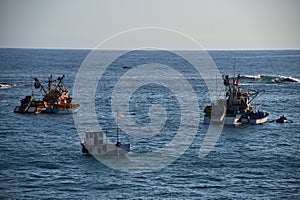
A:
[0, 83, 16, 89]
[239, 74, 300, 83]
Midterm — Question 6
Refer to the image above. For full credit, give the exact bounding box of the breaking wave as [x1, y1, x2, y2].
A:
[240, 74, 300, 83]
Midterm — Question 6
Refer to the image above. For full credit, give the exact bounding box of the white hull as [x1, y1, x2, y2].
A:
[224, 116, 242, 125]
[82, 131, 130, 156]
[241, 116, 268, 124]
[204, 116, 241, 125]
[204, 115, 268, 125]
[82, 143, 130, 156]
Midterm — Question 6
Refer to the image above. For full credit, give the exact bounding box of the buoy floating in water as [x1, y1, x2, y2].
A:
[276, 115, 287, 123]
[271, 115, 293, 123]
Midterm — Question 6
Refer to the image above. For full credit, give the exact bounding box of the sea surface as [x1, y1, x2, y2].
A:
[0, 49, 299, 199]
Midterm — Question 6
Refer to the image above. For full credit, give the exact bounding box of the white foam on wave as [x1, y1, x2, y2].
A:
[0, 83, 16, 89]
[235, 74, 299, 83]
[277, 75, 300, 82]
[242, 74, 261, 79]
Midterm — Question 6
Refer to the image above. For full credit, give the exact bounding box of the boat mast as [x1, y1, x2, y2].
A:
[115, 113, 121, 146]
[54, 75, 65, 92]
[48, 75, 52, 93]
[34, 78, 47, 94]
[117, 125, 119, 144]
[233, 57, 236, 80]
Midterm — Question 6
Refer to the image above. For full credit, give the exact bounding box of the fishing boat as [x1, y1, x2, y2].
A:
[81, 130, 130, 156]
[14, 75, 79, 114]
[204, 74, 268, 125]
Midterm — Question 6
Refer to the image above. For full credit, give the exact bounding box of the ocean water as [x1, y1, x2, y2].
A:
[0, 49, 299, 199]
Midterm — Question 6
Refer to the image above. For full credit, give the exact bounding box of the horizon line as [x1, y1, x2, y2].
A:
[0, 46, 300, 51]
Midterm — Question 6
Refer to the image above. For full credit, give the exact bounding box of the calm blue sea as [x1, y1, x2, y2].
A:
[0, 49, 299, 199]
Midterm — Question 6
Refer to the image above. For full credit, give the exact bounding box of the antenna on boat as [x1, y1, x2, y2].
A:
[30, 76, 33, 92]
[233, 57, 236, 80]
[215, 74, 217, 101]
[116, 125, 120, 145]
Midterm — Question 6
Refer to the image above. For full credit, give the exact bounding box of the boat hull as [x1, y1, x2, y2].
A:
[204, 115, 241, 125]
[241, 112, 269, 124]
[15, 105, 79, 114]
[204, 113, 268, 125]
[81, 143, 130, 156]
[49, 104, 80, 114]
[241, 115, 268, 124]
[14, 96, 79, 114]
[224, 116, 241, 125]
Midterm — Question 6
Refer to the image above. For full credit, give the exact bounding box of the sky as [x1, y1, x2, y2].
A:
[0, 0, 299, 50]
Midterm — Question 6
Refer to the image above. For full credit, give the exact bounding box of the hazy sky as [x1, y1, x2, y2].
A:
[0, 0, 299, 49]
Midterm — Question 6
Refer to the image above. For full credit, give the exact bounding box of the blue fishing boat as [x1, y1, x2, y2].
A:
[204, 74, 268, 125]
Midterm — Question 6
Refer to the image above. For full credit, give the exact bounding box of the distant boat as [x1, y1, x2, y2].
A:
[0, 82, 15, 89]
[204, 74, 269, 125]
[122, 65, 131, 69]
[14, 75, 79, 114]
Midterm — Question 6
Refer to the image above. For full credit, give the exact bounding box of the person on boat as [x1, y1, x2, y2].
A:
[232, 74, 241, 86]
[233, 79, 238, 86]
[223, 75, 230, 86]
